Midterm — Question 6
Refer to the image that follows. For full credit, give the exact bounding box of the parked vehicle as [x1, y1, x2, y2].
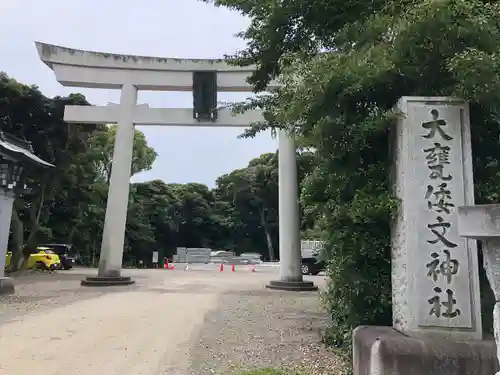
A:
[36, 244, 75, 270]
[5, 249, 61, 271]
[301, 240, 325, 275]
[301, 255, 325, 275]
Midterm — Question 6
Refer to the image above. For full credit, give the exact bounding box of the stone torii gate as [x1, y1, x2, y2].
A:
[35, 42, 317, 291]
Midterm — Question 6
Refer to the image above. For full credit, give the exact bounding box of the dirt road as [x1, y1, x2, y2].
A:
[0, 267, 338, 375]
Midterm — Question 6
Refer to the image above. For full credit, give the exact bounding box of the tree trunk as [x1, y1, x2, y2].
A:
[22, 187, 46, 258]
[65, 225, 77, 244]
[91, 244, 96, 267]
[6, 182, 47, 272]
[265, 228, 275, 261]
[259, 207, 275, 261]
[6, 205, 25, 272]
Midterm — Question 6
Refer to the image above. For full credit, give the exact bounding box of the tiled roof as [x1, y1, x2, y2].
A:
[0, 132, 53, 168]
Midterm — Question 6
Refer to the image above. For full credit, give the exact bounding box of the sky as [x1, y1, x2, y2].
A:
[0, 0, 277, 187]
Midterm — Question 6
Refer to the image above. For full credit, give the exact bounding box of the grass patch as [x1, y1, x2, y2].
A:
[235, 369, 301, 375]
[236, 371, 283, 375]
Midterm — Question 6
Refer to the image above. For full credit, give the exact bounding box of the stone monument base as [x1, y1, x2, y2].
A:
[81, 276, 135, 287]
[353, 326, 497, 375]
[266, 280, 318, 291]
[0, 277, 15, 294]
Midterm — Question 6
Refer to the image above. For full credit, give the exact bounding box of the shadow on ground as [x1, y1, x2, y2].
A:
[188, 289, 342, 375]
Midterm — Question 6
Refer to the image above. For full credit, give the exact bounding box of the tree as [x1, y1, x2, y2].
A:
[169, 183, 221, 249]
[215, 153, 279, 260]
[0, 72, 100, 271]
[51, 125, 158, 266]
[214, 151, 317, 260]
[126, 180, 183, 265]
[0, 72, 159, 270]
[1, 72, 319, 273]
[206, 0, 500, 357]
[123, 180, 236, 266]
[200, 0, 375, 91]
[88, 125, 158, 183]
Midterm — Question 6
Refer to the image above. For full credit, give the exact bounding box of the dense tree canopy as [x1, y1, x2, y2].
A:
[0, 72, 318, 272]
[205, 0, 500, 359]
[0, 73, 101, 270]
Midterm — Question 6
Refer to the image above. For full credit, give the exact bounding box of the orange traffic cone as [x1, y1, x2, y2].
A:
[232, 264, 235, 272]
[251, 265, 256, 273]
[220, 263, 224, 272]
[164, 258, 169, 269]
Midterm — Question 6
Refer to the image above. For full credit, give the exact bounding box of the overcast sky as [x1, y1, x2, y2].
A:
[0, 0, 277, 187]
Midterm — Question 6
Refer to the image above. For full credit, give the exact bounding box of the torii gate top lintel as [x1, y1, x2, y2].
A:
[34, 41, 280, 92]
[35, 41, 255, 73]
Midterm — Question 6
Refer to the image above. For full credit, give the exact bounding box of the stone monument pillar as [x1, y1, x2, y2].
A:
[391, 97, 482, 340]
[458, 204, 500, 374]
[352, 98, 498, 375]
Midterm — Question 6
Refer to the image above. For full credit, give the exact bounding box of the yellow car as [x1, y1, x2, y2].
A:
[5, 248, 61, 271]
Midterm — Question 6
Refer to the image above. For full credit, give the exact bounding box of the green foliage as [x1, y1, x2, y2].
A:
[89, 125, 158, 183]
[208, 0, 500, 358]
[215, 151, 316, 259]
[0, 72, 317, 269]
[42, 123, 158, 267]
[0, 72, 101, 270]
[216, 153, 279, 259]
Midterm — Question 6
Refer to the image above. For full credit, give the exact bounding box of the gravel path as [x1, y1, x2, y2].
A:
[0, 268, 344, 375]
[0, 271, 143, 324]
[189, 288, 344, 375]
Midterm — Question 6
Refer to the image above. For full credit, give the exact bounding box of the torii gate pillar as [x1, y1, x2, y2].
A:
[266, 130, 318, 291]
[85, 84, 137, 285]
